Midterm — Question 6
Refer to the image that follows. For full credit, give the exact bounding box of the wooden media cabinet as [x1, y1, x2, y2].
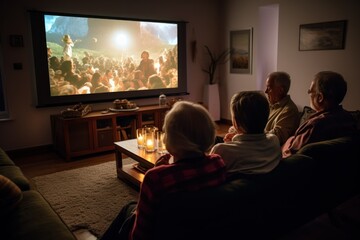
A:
[51, 105, 169, 161]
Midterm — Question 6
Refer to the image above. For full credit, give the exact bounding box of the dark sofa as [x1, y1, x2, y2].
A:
[0, 147, 76, 240]
[153, 133, 360, 240]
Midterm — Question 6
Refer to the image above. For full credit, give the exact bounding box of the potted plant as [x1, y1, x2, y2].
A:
[202, 45, 231, 85]
[202, 45, 230, 121]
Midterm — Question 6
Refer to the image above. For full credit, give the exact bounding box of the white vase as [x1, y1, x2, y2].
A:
[203, 83, 220, 121]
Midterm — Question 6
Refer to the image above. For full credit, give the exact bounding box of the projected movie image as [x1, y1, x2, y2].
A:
[45, 14, 178, 97]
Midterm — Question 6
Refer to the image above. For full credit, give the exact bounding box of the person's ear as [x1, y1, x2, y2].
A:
[317, 92, 324, 103]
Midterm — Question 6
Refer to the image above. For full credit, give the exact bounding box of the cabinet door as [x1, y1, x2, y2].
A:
[94, 117, 116, 149]
[67, 120, 93, 152]
[51, 115, 93, 160]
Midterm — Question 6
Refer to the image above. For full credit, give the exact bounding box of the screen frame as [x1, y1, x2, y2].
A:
[29, 10, 188, 107]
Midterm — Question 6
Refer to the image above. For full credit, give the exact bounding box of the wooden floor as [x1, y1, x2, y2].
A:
[9, 149, 116, 179]
[7, 121, 360, 240]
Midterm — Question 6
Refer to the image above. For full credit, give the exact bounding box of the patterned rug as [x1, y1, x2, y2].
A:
[32, 159, 138, 238]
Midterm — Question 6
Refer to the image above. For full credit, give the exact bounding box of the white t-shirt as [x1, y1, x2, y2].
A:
[210, 133, 281, 174]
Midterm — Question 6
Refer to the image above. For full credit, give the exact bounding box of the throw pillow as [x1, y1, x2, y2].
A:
[0, 174, 23, 217]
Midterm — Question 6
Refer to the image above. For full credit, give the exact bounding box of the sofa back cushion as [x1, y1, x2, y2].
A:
[297, 134, 360, 209]
[152, 153, 316, 240]
[153, 177, 262, 240]
[151, 135, 360, 240]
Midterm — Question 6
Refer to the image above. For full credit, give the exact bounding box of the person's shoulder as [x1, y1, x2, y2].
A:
[207, 153, 224, 162]
[281, 100, 299, 116]
[212, 141, 241, 155]
[209, 142, 228, 154]
[144, 164, 174, 181]
[266, 133, 281, 145]
[206, 154, 226, 169]
[284, 96, 298, 108]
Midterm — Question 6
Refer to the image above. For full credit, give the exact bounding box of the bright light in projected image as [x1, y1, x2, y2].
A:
[113, 31, 130, 50]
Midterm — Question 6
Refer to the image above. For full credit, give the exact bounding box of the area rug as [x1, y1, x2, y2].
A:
[32, 159, 139, 238]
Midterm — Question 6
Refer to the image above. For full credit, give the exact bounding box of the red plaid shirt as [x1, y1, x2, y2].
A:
[130, 154, 226, 240]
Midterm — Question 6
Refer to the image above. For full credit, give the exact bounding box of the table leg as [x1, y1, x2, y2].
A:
[115, 147, 123, 176]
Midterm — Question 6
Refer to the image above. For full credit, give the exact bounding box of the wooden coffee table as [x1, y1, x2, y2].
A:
[114, 139, 169, 190]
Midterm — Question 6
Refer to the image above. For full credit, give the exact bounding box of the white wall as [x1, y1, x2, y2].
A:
[256, 4, 279, 89]
[220, 0, 360, 120]
[0, 0, 220, 150]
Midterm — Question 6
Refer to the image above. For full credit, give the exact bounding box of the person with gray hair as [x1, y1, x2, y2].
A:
[101, 101, 226, 240]
[264, 71, 299, 145]
[220, 71, 299, 146]
[282, 71, 357, 158]
[210, 91, 281, 175]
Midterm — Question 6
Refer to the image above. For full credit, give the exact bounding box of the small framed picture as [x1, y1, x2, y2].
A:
[299, 20, 347, 51]
[230, 29, 252, 74]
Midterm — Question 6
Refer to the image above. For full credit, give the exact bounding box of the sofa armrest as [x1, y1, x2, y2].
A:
[0, 147, 16, 166]
[0, 166, 30, 191]
[1, 190, 76, 240]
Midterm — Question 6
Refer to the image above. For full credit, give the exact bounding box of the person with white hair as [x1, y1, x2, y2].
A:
[101, 101, 226, 240]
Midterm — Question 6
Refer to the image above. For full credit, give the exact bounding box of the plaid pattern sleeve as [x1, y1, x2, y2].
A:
[130, 154, 226, 240]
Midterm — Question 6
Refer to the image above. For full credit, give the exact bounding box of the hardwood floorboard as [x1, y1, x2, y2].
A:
[10, 150, 116, 179]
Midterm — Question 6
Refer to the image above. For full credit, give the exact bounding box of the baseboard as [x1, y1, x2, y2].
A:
[217, 118, 232, 125]
[6, 144, 54, 158]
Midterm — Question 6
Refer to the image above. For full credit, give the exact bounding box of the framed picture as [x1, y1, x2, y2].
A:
[299, 20, 347, 51]
[230, 29, 252, 74]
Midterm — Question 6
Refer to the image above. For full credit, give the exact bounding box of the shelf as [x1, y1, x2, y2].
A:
[97, 127, 113, 131]
[141, 121, 155, 126]
[117, 164, 144, 189]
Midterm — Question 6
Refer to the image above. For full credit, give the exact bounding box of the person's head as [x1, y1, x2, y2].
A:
[62, 34, 73, 44]
[105, 69, 113, 78]
[47, 47, 52, 58]
[60, 60, 74, 74]
[265, 71, 291, 105]
[147, 74, 166, 89]
[141, 51, 150, 60]
[163, 101, 216, 159]
[91, 72, 101, 87]
[49, 56, 60, 70]
[308, 71, 347, 111]
[58, 84, 78, 95]
[231, 91, 270, 134]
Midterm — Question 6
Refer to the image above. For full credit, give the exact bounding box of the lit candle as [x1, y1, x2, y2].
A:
[146, 139, 154, 151]
[159, 135, 166, 151]
[137, 134, 144, 146]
